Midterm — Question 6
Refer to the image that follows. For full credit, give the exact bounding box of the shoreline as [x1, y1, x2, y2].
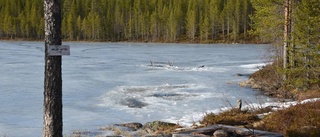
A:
[72, 97, 320, 137]
[0, 38, 270, 45]
[85, 70, 320, 136]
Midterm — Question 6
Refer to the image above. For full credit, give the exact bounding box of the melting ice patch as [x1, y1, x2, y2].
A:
[177, 66, 227, 72]
[143, 64, 228, 72]
[239, 62, 270, 72]
[98, 84, 203, 109]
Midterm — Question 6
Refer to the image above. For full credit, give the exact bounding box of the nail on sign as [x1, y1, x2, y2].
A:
[48, 45, 70, 56]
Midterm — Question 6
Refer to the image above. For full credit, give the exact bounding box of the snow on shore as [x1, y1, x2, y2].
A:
[169, 98, 320, 127]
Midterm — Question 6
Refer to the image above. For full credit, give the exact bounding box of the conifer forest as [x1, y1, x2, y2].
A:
[0, 0, 254, 43]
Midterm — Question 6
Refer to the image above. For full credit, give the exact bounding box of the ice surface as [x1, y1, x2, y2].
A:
[0, 41, 275, 136]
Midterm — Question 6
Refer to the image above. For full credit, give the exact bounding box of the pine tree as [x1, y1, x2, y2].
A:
[250, 0, 283, 44]
[186, 0, 197, 42]
[149, 10, 158, 41]
[81, 17, 90, 40]
[242, 0, 250, 40]
[76, 15, 82, 40]
[233, 0, 242, 42]
[199, 0, 210, 42]
[208, 0, 221, 40]
[65, 0, 77, 40]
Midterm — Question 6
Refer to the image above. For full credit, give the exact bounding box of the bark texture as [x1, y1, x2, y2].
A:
[283, 0, 291, 70]
[43, 0, 62, 137]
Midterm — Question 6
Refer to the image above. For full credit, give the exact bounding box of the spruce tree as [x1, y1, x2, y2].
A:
[290, 0, 320, 89]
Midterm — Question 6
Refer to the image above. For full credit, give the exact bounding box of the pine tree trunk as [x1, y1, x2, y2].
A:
[283, 0, 291, 70]
[43, 0, 63, 137]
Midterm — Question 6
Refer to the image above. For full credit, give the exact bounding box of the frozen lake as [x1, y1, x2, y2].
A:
[0, 41, 274, 136]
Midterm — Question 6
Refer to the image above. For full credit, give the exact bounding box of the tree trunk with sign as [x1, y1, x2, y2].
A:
[43, 0, 63, 137]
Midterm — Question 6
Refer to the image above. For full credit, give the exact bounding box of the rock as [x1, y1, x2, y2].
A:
[226, 81, 234, 84]
[120, 98, 148, 108]
[144, 121, 177, 129]
[235, 73, 248, 77]
[237, 99, 242, 111]
[144, 134, 172, 137]
[239, 78, 261, 89]
[191, 129, 215, 136]
[253, 120, 266, 129]
[216, 120, 247, 126]
[114, 122, 143, 131]
[239, 79, 250, 87]
[213, 130, 228, 137]
[234, 129, 252, 136]
[143, 121, 178, 133]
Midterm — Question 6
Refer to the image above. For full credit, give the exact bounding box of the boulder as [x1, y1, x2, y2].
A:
[114, 122, 143, 131]
[120, 98, 148, 108]
[213, 129, 228, 137]
[143, 121, 178, 133]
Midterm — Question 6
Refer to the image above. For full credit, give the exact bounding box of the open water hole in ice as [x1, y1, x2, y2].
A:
[0, 41, 275, 136]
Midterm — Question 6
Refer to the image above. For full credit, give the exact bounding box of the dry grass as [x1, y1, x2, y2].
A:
[232, 60, 320, 136]
[293, 90, 320, 101]
[201, 100, 320, 137]
[200, 108, 262, 127]
[203, 60, 320, 136]
[255, 100, 320, 137]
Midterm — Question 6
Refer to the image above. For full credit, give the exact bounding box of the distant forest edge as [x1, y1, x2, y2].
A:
[1, 0, 261, 43]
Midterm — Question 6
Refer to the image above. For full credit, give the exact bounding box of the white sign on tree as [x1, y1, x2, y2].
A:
[48, 45, 70, 56]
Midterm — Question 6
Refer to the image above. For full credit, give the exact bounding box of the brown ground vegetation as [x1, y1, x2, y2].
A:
[248, 62, 286, 98]
[202, 62, 320, 137]
[201, 108, 270, 127]
[256, 101, 320, 137]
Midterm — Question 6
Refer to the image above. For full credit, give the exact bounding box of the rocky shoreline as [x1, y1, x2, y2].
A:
[91, 98, 320, 137]
[239, 78, 262, 90]
[85, 119, 284, 137]
[70, 72, 319, 137]
[238, 77, 281, 97]
[71, 74, 284, 137]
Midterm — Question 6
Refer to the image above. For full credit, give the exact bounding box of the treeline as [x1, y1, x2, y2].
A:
[251, 0, 320, 93]
[0, 0, 44, 39]
[0, 0, 252, 43]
